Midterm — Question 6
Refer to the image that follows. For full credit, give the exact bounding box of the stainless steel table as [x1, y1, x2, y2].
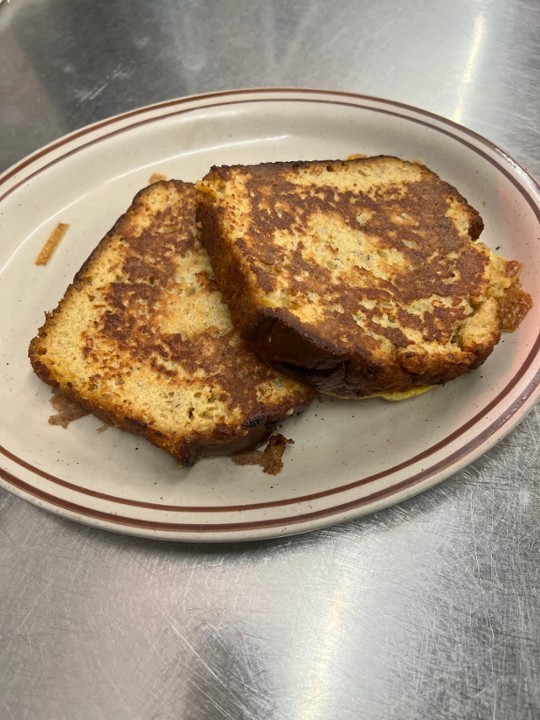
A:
[1, 1, 539, 718]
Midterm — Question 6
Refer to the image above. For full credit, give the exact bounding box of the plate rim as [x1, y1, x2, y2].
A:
[1, 87, 540, 542]
[2, 86, 539, 196]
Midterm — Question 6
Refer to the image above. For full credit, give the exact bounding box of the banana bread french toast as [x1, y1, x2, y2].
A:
[29, 180, 313, 465]
[197, 156, 531, 398]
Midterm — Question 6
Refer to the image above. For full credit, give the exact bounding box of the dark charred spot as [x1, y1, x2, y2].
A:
[242, 412, 265, 429]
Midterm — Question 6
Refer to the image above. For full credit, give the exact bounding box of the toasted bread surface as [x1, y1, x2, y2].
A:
[29, 181, 313, 465]
[197, 156, 531, 398]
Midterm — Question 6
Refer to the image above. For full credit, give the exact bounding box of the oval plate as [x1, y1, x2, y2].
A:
[1, 88, 540, 542]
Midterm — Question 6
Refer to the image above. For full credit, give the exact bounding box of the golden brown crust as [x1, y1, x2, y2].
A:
[29, 181, 313, 465]
[197, 156, 531, 398]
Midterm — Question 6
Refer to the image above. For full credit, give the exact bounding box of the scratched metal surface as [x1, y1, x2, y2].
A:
[1, 0, 539, 718]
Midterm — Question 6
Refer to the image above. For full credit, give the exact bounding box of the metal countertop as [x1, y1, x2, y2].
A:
[1, 1, 539, 718]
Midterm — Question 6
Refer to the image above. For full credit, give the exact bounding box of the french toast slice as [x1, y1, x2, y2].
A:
[197, 156, 531, 398]
[29, 181, 313, 465]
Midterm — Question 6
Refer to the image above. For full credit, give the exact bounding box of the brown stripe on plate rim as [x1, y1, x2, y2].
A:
[1, 89, 539, 213]
[2, 352, 540, 516]
[1, 377, 538, 537]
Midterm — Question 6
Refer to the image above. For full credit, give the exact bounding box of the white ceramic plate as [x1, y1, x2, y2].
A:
[1, 89, 540, 542]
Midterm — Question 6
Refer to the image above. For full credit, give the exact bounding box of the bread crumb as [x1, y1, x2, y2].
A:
[148, 172, 168, 184]
[48, 387, 89, 428]
[232, 434, 293, 475]
[35, 222, 70, 266]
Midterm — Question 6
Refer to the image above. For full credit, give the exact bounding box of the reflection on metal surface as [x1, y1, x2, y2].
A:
[453, 11, 486, 124]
